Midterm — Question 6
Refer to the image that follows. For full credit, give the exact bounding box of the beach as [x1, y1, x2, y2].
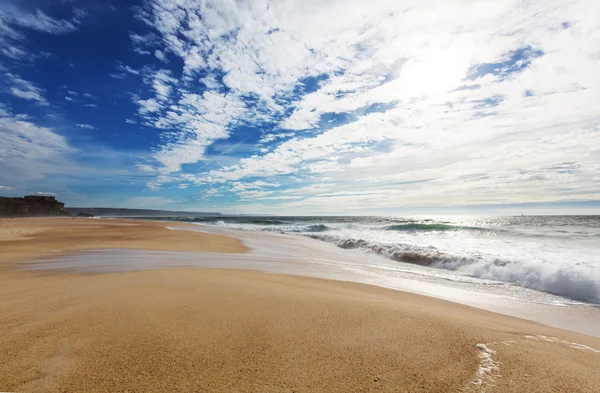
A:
[0, 217, 248, 267]
[1, 218, 599, 392]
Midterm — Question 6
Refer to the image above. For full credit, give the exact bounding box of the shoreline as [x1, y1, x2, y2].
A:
[166, 215, 600, 307]
[0, 217, 248, 267]
[6, 217, 600, 337]
[8, 217, 600, 337]
[169, 222, 600, 338]
[1, 218, 599, 392]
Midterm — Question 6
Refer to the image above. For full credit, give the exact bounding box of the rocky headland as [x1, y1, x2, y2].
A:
[0, 195, 69, 217]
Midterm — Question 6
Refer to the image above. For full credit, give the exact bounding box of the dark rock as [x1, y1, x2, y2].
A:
[0, 195, 70, 217]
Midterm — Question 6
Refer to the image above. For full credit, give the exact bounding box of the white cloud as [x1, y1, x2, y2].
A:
[155, 49, 168, 63]
[258, 132, 294, 145]
[75, 123, 95, 129]
[136, 164, 156, 172]
[205, 110, 395, 182]
[257, 195, 303, 201]
[0, 185, 13, 190]
[0, 4, 81, 61]
[10, 88, 45, 104]
[136, 89, 247, 173]
[2, 45, 29, 60]
[203, 188, 223, 198]
[5, 73, 48, 105]
[111, 63, 141, 79]
[0, 104, 9, 117]
[128, 0, 600, 210]
[120, 196, 176, 208]
[224, 179, 280, 198]
[129, 32, 159, 55]
[0, 110, 74, 185]
[238, 190, 273, 199]
[229, 180, 278, 192]
[200, 74, 219, 89]
[151, 69, 176, 100]
[137, 98, 161, 114]
[0, 8, 78, 35]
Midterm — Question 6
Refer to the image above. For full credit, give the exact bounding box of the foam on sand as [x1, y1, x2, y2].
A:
[466, 334, 600, 392]
[467, 343, 501, 392]
[525, 334, 600, 353]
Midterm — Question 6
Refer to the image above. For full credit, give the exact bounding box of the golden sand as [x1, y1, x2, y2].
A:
[0, 217, 248, 267]
[0, 218, 599, 392]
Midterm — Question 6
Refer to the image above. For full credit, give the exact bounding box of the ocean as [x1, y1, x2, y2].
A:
[164, 215, 600, 305]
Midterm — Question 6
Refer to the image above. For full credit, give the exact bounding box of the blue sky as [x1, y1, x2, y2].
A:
[1, 0, 599, 214]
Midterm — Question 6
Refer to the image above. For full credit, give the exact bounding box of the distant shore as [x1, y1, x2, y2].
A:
[0, 218, 599, 392]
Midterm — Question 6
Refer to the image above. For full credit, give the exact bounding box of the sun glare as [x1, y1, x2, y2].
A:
[400, 47, 470, 97]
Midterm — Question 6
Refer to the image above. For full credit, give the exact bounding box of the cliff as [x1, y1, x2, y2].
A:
[0, 195, 70, 217]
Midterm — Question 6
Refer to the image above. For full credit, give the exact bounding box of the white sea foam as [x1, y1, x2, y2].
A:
[467, 334, 599, 392]
[525, 334, 600, 353]
[325, 236, 600, 304]
[468, 343, 501, 392]
[454, 259, 600, 304]
[201, 215, 600, 304]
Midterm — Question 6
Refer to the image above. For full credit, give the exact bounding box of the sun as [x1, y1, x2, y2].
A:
[400, 46, 471, 97]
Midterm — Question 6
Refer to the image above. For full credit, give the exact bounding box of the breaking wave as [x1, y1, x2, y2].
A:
[317, 236, 600, 304]
[303, 224, 330, 232]
[457, 258, 600, 305]
[384, 223, 491, 233]
[184, 217, 287, 225]
[336, 238, 464, 266]
[159, 214, 600, 305]
[262, 224, 331, 233]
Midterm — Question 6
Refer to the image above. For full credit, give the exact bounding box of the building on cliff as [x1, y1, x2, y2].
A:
[0, 195, 70, 217]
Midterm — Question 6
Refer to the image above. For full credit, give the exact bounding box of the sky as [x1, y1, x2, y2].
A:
[1, 0, 599, 215]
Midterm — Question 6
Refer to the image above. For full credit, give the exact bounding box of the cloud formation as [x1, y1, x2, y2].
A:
[0, 3, 83, 62]
[0, 0, 598, 213]
[0, 109, 74, 186]
[4, 73, 48, 105]
[121, 0, 599, 212]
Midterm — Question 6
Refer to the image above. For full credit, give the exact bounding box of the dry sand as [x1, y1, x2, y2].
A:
[0, 218, 599, 392]
[0, 217, 248, 267]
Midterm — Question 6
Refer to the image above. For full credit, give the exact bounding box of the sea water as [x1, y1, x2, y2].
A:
[159, 215, 600, 305]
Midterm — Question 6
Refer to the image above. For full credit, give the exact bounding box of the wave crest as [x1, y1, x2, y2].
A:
[336, 238, 469, 266]
[384, 223, 489, 233]
[304, 224, 330, 232]
[331, 237, 599, 304]
[184, 217, 287, 225]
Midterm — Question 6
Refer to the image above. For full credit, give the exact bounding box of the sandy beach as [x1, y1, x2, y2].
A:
[1, 218, 599, 392]
[0, 217, 248, 267]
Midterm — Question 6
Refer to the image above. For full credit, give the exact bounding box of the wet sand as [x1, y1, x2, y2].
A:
[0, 217, 248, 267]
[0, 218, 599, 392]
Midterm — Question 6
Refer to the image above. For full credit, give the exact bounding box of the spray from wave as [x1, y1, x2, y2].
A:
[161, 215, 600, 305]
[262, 224, 330, 233]
[317, 236, 600, 304]
[384, 223, 493, 233]
[303, 224, 330, 232]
